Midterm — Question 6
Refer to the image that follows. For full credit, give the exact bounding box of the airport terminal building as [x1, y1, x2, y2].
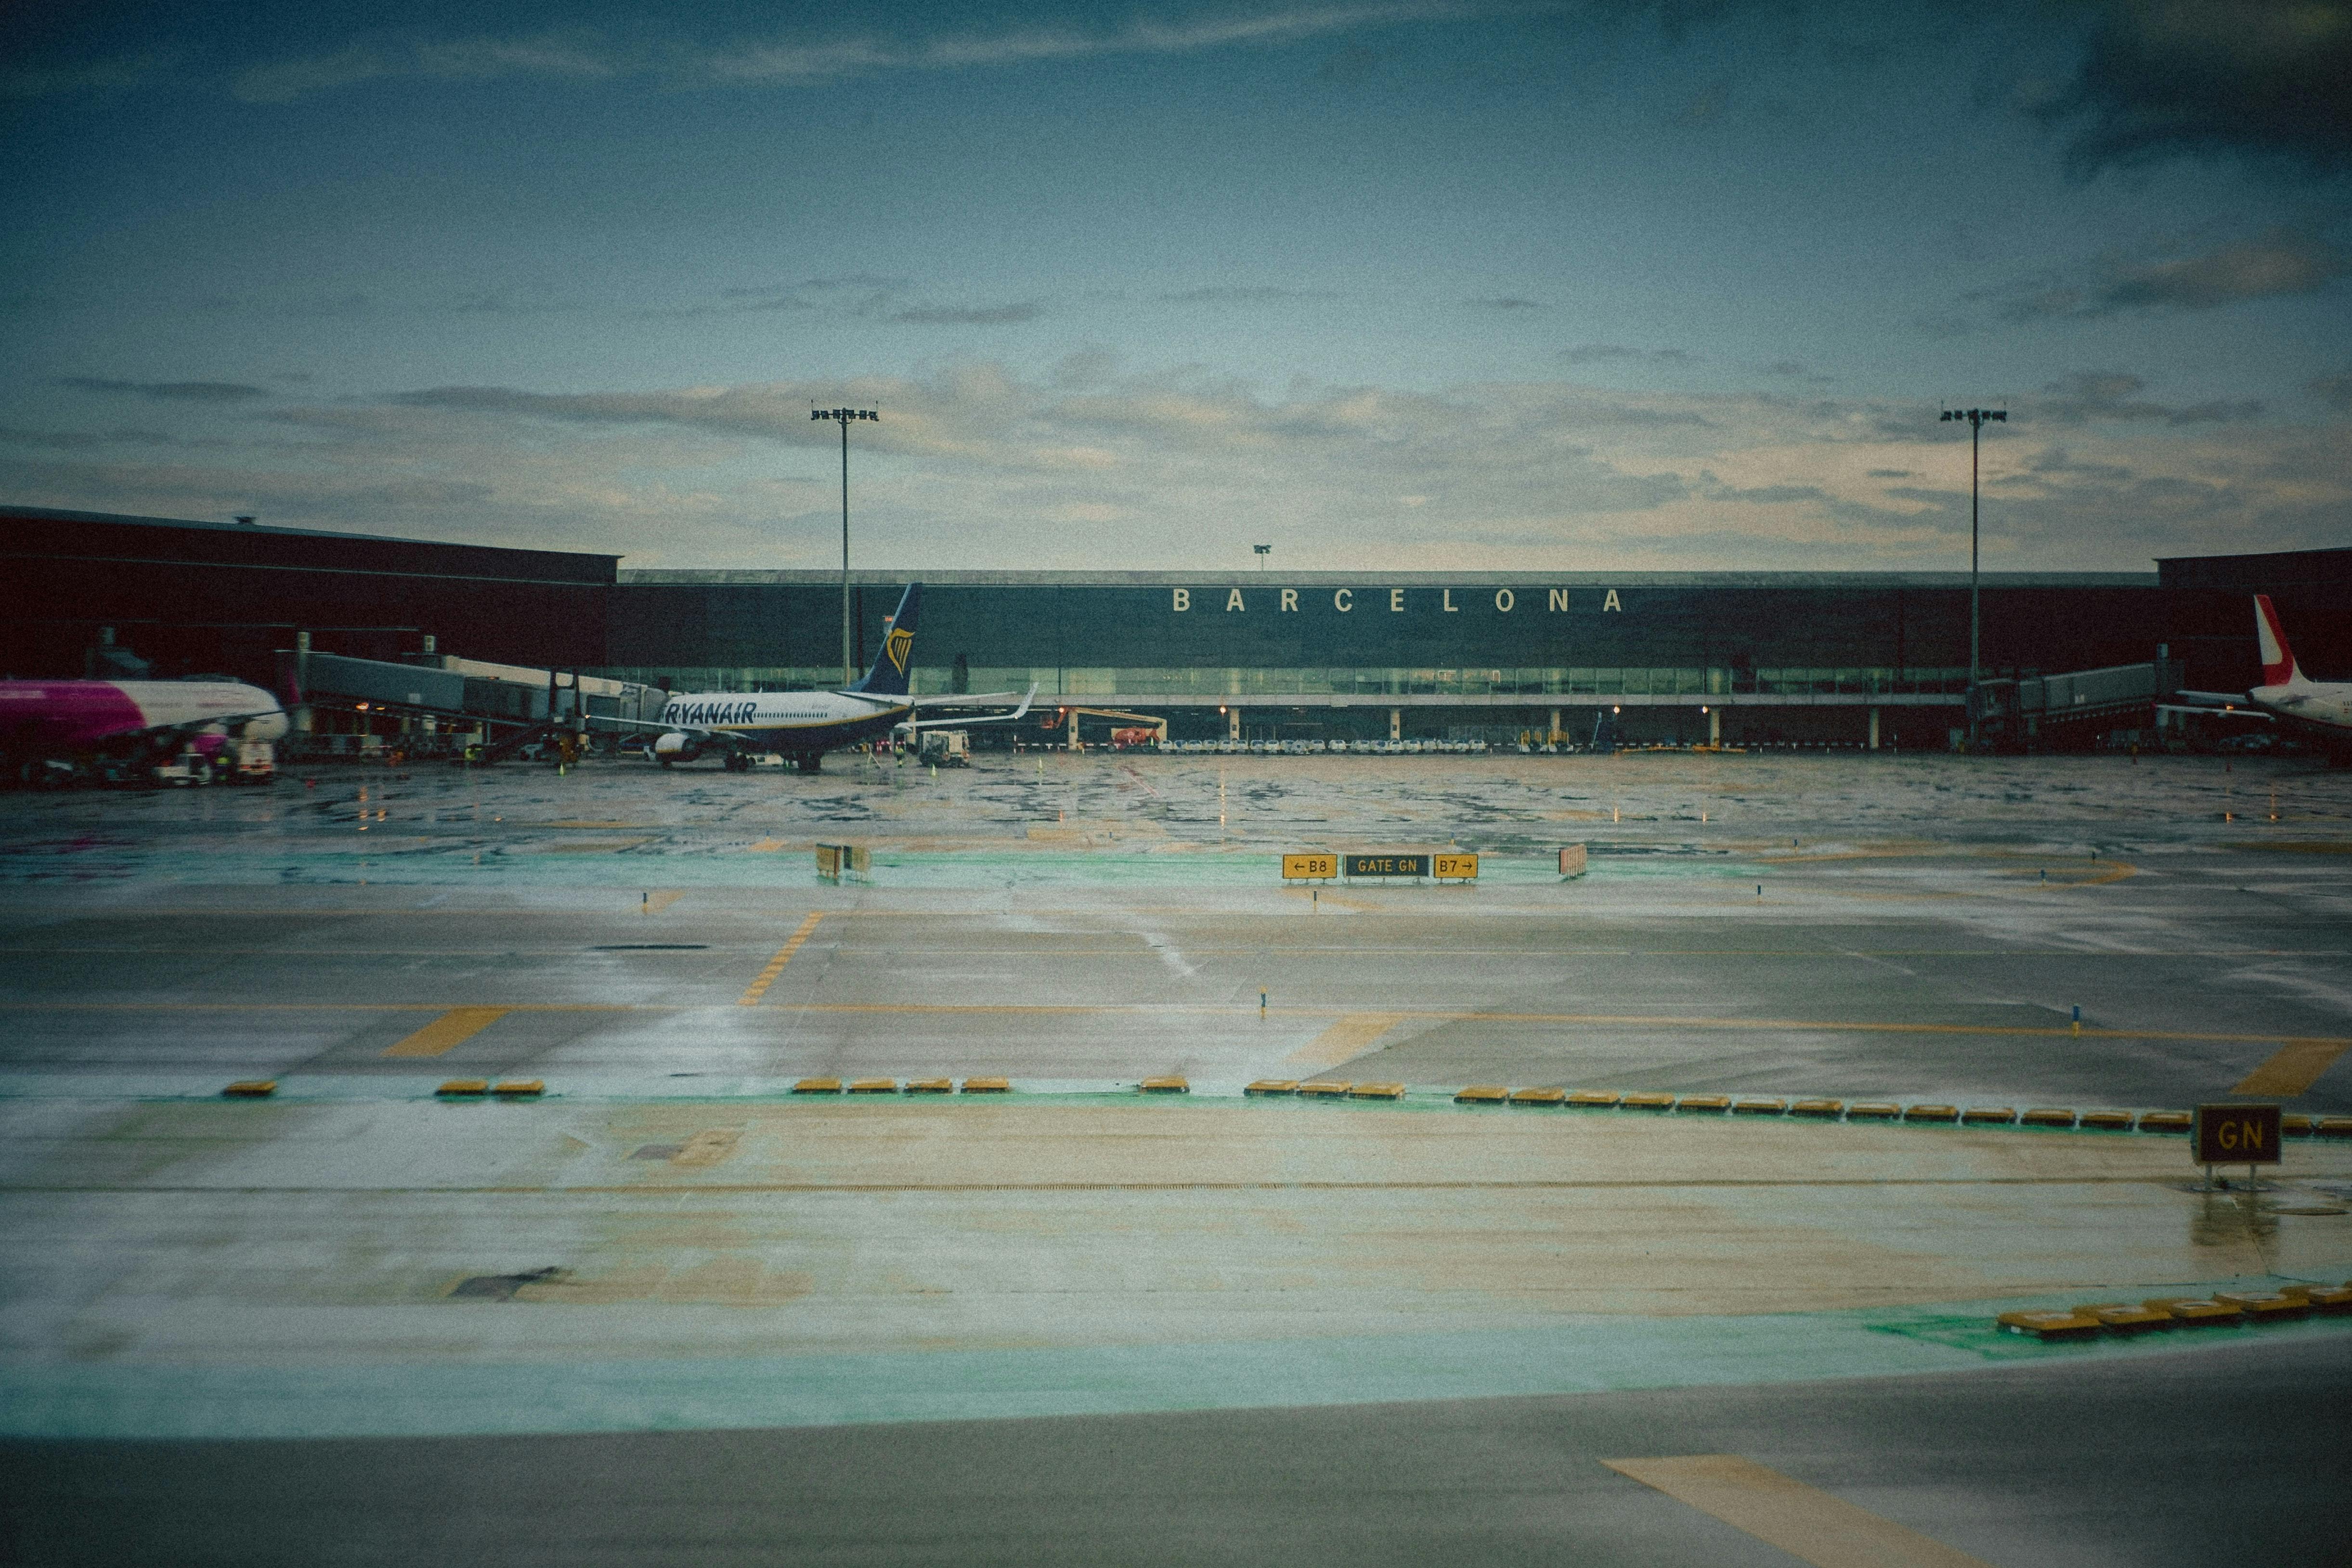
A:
[610, 569, 2175, 747]
[8, 503, 2340, 749]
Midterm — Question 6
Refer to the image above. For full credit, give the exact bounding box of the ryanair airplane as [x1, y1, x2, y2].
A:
[628, 583, 1032, 772]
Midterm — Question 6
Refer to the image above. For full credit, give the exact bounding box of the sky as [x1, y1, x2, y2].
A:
[2, 0, 2348, 574]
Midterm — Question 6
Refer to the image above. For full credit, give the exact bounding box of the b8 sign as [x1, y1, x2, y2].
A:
[2193, 1104, 2282, 1165]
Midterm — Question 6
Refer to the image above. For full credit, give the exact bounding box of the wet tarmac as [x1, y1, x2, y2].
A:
[3, 751, 2350, 1563]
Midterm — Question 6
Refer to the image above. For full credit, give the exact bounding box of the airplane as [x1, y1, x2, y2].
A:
[0, 675, 289, 787]
[2162, 595, 2352, 756]
[622, 583, 1035, 772]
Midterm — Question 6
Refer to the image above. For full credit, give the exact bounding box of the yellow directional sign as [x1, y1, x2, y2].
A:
[1282, 853, 1338, 880]
[1433, 853, 1479, 881]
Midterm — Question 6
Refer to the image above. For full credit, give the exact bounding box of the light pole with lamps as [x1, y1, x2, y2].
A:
[1253, 544, 1270, 570]
[813, 406, 879, 685]
[1940, 405, 2005, 751]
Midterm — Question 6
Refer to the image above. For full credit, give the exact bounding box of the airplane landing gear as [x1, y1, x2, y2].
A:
[793, 753, 823, 774]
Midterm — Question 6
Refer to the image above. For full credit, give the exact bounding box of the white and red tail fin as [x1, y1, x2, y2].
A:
[2254, 594, 2309, 688]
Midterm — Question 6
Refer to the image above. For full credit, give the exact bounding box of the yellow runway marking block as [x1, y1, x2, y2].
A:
[1283, 1012, 1403, 1073]
[640, 889, 687, 914]
[1602, 1454, 1994, 1568]
[383, 1007, 510, 1058]
[491, 1079, 543, 1097]
[737, 912, 824, 1007]
[2233, 1037, 2351, 1096]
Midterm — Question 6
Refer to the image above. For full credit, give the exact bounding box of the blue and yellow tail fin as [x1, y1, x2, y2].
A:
[845, 583, 921, 696]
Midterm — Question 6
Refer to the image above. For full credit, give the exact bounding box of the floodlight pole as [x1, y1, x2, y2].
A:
[814, 406, 879, 685]
[1941, 406, 2006, 751]
[1254, 544, 1270, 570]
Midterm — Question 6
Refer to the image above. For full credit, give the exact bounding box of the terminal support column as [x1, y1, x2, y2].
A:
[1709, 708, 1721, 746]
[1869, 707, 1880, 750]
[1549, 707, 1561, 744]
[1228, 707, 1241, 742]
[1389, 708, 1401, 742]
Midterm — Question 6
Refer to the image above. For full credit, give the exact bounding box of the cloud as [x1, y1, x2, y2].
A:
[1466, 296, 1545, 310]
[695, 4, 1490, 84]
[1159, 285, 1339, 304]
[2310, 371, 2352, 409]
[233, 32, 618, 104]
[2025, 370, 2270, 426]
[56, 377, 272, 403]
[19, 361, 2348, 572]
[887, 302, 1042, 325]
[2034, 0, 2352, 172]
[0, 426, 196, 450]
[0, 51, 170, 100]
[227, 3, 1496, 104]
[1974, 227, 2350, 325]
[1561, 343, 1692, 365]
[2097, 228, 2347, 311]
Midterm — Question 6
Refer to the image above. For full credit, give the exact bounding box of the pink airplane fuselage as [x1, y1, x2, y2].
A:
[0, 680, 287, 757]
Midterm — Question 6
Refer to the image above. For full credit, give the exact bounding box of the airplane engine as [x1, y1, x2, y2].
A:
[652, 730, 701, 765]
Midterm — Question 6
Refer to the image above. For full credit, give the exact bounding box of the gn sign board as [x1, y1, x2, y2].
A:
[1335, 853, 1481, 881]
[2193, 1104, 2281, 1165]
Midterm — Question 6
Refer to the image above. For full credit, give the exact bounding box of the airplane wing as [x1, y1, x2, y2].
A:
[2156, 688, 2273, 722]
[897, 685, 1037, 730]
[119, 707, 286, 744]
[2155, 703, 2272, 721]
[905, 690, 1027, 708]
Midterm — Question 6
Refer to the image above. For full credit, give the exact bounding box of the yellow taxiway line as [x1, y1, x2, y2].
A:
[380, 1007, 510, 1058]
[737, 913, 823, 1006]
[1603, 1455, 1991, 1568]
[2235, 1037, 2352, 1096]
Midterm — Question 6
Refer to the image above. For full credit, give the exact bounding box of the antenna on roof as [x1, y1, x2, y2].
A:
[234, 514, 256, 527]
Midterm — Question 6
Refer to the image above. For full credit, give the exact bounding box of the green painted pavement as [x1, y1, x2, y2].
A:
[5, 1293, 2346, 1443]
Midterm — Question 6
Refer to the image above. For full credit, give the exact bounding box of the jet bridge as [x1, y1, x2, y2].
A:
[282, 648, 667, 758]
[1973, 660, 2178, 747]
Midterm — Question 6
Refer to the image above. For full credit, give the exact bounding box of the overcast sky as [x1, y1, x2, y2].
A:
[3, 0, 2347, 572]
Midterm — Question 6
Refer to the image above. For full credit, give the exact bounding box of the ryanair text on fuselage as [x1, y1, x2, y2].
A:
[619, 582, 1034, 772]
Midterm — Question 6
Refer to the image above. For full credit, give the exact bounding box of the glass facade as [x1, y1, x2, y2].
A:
[589, 663, 1975, 699]
[600, 575, 2160, 701]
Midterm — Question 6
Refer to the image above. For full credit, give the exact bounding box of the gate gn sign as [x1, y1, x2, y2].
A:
[1345, 854, 1430, 879]
[2193, 1103, 2281, 1165]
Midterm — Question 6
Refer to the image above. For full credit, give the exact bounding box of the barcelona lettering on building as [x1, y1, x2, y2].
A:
[1170, 587, 1623, 613]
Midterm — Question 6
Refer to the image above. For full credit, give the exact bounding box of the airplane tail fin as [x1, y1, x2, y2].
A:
[2254, 594, 2309, 688]
[845, 583, 921, 696]
[272, 648, 305, 710]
